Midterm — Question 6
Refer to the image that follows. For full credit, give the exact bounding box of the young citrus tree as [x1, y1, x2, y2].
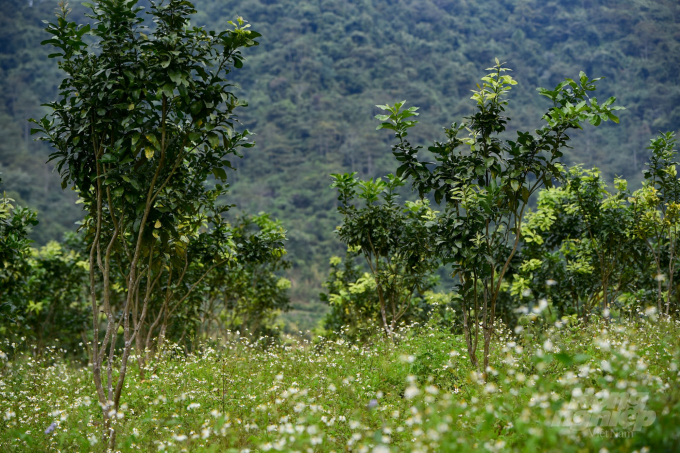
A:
[0, 175, 39, 329]
[320, 251, 382, 340]
[199, 213, 290, 341]
[11, 240, 90, 355]
[631, 132, 680, 316]
[516, 167, 644, 320]
[31, 0, 260, 443]
[376, 60, 623, 373]
[1, 187, 90, 356]
[331, 173, 439, 340]
[320, 249, 441, 341]
[563, 167, 639, 316]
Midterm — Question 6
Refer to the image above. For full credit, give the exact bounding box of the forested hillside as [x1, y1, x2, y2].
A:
[2, 0, 679, 329]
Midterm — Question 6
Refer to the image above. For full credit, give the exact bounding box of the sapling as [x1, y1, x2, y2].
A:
[376, 60, 623, 373]
[331, 173, 438, 340]
[631, 132, 680, 316]
[31, 0, 260, 444]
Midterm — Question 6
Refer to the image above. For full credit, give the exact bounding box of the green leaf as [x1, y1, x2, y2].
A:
[161, 59, 171, 68]
[168, 70, 182, 84]
[376, 123, 396, 131]
[602, 96, 616, 107]
[190, 100, 203, 116]
[146, 134, 160, 149]
[77, 24, 91, 37]
[162, 83, 175, 98]
[212, 167, 227, 181]
[207, 132, 220, 148]
[129, 178, 141, 190]
[396, 164, 410, 178]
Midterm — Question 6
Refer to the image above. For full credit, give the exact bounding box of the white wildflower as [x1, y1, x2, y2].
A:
[543, 339, 554, 352]
[404, 385, 420, 399]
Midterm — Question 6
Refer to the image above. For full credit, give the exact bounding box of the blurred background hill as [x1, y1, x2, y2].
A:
[1, 0, 679, 330]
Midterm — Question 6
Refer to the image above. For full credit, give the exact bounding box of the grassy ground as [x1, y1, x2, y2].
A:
[1, 315, 679, 452]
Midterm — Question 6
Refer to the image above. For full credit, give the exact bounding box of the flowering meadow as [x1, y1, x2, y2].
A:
[1, 314, 679, 452]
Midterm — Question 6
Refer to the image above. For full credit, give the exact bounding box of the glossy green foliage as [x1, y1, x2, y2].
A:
[515, 167, 646, 321]
[377, 61, 621, 368]
[0, 238, 90, 357]
[330, 172, 439, 338]
[30, 0, 261, 307]
[31, 0, 260, 258]
[630, 132, 680, 316]
[199, 213, 290, 340]
[511, 134, 680, 325]
[0, 176, 39, 321]
[319, 251, 442, 341]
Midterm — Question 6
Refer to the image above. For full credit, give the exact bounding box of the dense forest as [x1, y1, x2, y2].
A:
[2, 0, 680, 329]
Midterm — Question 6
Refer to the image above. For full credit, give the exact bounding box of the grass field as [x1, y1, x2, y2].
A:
[1, 315, 679, 452]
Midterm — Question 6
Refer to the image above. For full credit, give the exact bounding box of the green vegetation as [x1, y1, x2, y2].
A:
[369, 61, 623, 371]
[2, 0, 680, 450]
[2, 318, 679, 451]
[330, 172, 440, 340]
[2, 0, 679, 326]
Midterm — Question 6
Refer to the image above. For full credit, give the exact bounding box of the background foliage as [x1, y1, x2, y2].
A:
[1, 0, 680, 329]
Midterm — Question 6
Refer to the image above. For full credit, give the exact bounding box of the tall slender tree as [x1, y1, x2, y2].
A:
[31, 0, 260, 444]
[376, 61, 623, 373]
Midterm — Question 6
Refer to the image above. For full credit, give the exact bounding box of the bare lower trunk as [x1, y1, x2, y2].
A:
[482, 296, 496, 376]
[461, 286, 479, 368]
[377, 288, 392, 341]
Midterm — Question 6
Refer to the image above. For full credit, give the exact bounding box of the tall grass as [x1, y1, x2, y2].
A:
[1, 315, 679, 452]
